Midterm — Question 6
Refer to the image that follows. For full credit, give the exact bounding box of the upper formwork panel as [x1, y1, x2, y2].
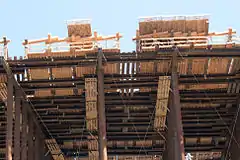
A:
[138, 15, 209, 36]
[66, 19, 92, 38]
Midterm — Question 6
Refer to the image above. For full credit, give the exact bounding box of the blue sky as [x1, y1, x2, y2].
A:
[0, 0, 238, 57]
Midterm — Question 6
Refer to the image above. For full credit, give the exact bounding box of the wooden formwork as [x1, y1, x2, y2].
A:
[135, 140, 152, 147]
[85, 78, 97, 101]
[86, 101, 97, 119]
[0, 74, 7, 83]
[88, 151, 99, 160]
[179, 83, 228, 90]
[104, 63, 120, 74]
[138, 16, 208, 36]
[185, 137, 198, 144]
[28, 68, 49, 80]
[67, 23, 92, 38]
[52, 67, 72, 79]
[157, 76, 171, 99]
[177, 59, 188, 74]
[88, 140, 98, 150]
[27, 53, 48, 59]
[191, 58, 207, 74]
[139, 62, 154, 73]
[207, 58, 230, 74]
[0, 83, 7, 101]
[157, 60, 171, 73]
[35, 89, 52, 97]
[155, 99, 168, 116]
[154, 116, 166, 129]
[76, 66, 96, 77]
[199, 137, 212, 144]
[45, 139, 64, 160]
[191, 152, 221, 160]
[55, 88, 74, 96]
[86, 118, 98, 131]
[50, 51, 72, 57]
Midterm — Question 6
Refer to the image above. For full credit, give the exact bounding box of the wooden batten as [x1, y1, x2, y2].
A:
[45, 139, 64, 160]
[52, 67, 72, 79]
[28, 68, 49, 80]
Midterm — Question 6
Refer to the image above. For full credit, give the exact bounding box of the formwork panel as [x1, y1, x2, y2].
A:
[29, 68, 49, 80]
[88, 140, 98, 150]
[88, 151, 99, 160]
[85, 78, 97, 101]
[156, 60, 171, 73]
[76, 66, 96, 77]
[154, 116, 166, 129]
[155, 99, 168, 116]
[104, 63, 119, 74]
[55, 88, 74, 96]
[86, 118, 98, 131]
[177, 59, 188, 74]
[52, 67, 72, 79]
[157, 76, 171, 99]
[139, 62, 154, 73]
[191, 58, 207, 74]
[207, 58, 230, 74]
[35, 89, 52, 97]
[179, 83, 228, 90]
[86, 101, 97, 119]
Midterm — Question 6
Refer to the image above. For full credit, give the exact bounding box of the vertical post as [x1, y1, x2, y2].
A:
[27, 117, 34, 160]
[166, 49, 185, 160]
[97, 47, 108, 160]
[14, 89, 21, 160]
[21, 102, 28, 160]
[3, 37, 8, 59]
[6, 77, 13, 160]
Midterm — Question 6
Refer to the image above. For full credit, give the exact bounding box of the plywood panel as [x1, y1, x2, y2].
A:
[29, 68, 49, 80]
[139, 62, 154, 73]
[52, 67, 72, 79]
[207, 58, 230, 74]
[76, 66, 95, 77]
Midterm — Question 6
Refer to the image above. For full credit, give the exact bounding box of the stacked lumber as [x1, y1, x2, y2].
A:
[45, 139, 65, 160]
[138, 15, 209, 36]
[85, 78, 99, 160]
[154, 76, 171, 130]
[76, 66, 96, 77]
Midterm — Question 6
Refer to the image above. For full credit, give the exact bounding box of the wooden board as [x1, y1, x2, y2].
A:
[55, 89, 74, 96]
[178, 59, 188, 74]
[154, 116, 166, 129]
[35, 89, 52, 97]
[51, 51, 72, 57]
[86, 101, 97, 119]
[88, 140, 98, 150]
[85, 78, 97, 101]
[157, 60, 171, 73]
[86, 118, 98, 131]
[207, 58, 230, 74]
[76, 66, 95, 77]
[191, 58, 207, 74]
[179, 83, 228, 90]
[104, 63, 119, 74]
[52, 67, 72, 79]
[139, 62, 154, 73]
[29, 68, 49, 80]
[88, 151, 98, 160]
